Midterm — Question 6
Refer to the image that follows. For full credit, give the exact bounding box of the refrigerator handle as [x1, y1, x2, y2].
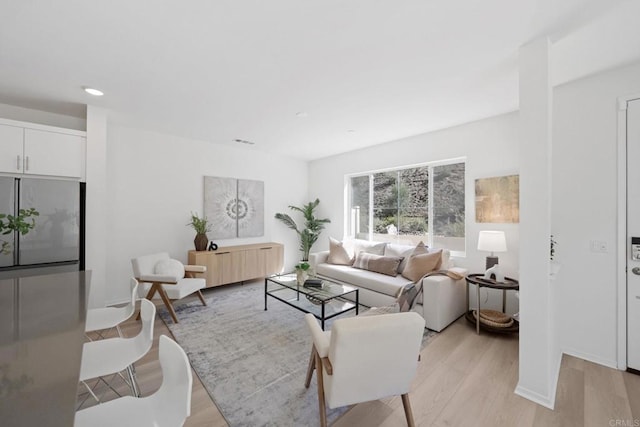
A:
[16, 155, 20, 171]
[25, 156, 29, 171]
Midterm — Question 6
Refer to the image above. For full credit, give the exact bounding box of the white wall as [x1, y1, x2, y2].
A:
[309, 112, 521, 313]
[104, 125, 308, 304]
[553, 60, 640, 368]
[0, 102, 86, 131]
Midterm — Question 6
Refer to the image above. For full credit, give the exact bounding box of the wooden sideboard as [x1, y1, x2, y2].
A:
[188, 242, 284, 287]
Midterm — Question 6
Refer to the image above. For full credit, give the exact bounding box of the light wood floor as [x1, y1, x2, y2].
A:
[83, 283, 640, 427]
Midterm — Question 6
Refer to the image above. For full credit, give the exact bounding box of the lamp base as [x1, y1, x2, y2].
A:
[485, 256, 499, 270]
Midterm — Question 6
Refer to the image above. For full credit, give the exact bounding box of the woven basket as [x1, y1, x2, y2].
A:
[472, 310, 514, 328]
[478, 309, 511, 324]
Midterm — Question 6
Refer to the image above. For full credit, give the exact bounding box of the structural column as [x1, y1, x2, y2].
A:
[515, 38, 558, 408]
[85, 105, 108, 308]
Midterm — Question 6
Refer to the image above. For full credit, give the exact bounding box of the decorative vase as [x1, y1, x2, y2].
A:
[194, 233, 209, 251]
[296, 269, 308, 286]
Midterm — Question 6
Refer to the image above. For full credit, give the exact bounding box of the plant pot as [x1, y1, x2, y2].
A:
[194, 233, 209, 251]
[296, 270, 308, 286]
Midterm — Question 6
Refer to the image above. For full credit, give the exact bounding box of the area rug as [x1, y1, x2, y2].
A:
[157, 282, 436, 427]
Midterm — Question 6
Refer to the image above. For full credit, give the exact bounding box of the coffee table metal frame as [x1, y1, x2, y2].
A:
[264, 273, 359, 330]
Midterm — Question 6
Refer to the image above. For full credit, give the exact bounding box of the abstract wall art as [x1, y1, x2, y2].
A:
[204, 176, 264, 238]
[475, 174, 519, 223]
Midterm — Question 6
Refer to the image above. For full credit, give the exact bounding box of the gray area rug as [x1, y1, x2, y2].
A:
[158, 282, 436, 427]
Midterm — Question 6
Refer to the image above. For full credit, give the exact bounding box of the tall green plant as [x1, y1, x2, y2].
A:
[0, 208, 39, 255]
[275, 199, 330, 261]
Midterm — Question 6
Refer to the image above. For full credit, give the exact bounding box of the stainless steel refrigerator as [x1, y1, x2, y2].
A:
[0, 177, 81, 277]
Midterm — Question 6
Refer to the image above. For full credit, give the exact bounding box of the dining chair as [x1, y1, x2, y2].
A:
[75, 335, 193, 427]
[79, 298, 155, 403]
[85, 278, 138, 339]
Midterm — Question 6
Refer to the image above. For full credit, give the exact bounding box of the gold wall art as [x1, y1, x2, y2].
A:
[475, 174, 519, 223]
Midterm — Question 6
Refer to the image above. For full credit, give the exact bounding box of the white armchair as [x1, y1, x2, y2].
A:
[131, 252, 207, 323]
[304, 312, 425, 427]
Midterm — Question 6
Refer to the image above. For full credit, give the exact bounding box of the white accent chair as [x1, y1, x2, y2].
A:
[75, 335, 193, 427]
[85, 278, 138, 338]
[79, 298, 156, 402]
[304, 312, 425, 427]
[131, 252, 207, 323]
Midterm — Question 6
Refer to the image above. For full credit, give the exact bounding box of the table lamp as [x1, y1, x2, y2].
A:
[478, 230, 507, 269]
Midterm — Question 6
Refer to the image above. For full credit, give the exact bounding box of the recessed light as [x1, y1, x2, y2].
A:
[295, 112, 308, 118]
[347, 129, 356, 133]
[83, 87, 104, 96]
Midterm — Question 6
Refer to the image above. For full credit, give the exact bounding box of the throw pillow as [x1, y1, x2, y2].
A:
[327, 237, 352, 265]
[401, 250, 442, 282]
[352, 239, 387, 256]
[385, 243, 416, 273]
[154, 258, 185, 280]
[413, 241, 429, 255]
[352, 252, 403, 277]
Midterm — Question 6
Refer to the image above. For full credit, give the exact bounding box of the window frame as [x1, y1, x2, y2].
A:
[345, 157, 466, 257]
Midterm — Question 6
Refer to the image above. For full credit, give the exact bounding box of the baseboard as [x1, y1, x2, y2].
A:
[562, 347, 618, 370]
[514, 384, 555, 409]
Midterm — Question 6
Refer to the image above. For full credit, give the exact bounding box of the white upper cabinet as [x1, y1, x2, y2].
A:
[0, 120, 85, 179]
[24, 129, 84, 178]
[0, 124, 25, 174]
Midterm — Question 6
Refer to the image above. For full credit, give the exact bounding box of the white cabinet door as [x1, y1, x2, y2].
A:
[24, 129, 84, 178]
[0, 124, 24, 173]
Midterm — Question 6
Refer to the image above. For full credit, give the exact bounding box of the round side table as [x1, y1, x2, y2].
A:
[465, 273, 519, 334]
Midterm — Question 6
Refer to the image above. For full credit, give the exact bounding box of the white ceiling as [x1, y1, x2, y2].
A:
[1, 0, 638, 160]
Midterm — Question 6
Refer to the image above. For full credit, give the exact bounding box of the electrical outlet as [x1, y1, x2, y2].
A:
[589, 240, 608, 253]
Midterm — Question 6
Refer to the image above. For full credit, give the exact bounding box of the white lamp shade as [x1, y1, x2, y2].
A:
[478, 231, 507, 252]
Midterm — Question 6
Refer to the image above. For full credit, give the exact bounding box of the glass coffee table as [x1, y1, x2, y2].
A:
[264, 273, 359, 330]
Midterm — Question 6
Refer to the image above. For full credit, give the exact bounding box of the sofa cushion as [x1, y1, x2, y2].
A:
[327, 237, 352, 265]
[315, 263, 411, 297]
[385, 243, 416, 273]
[401, 250, 442, 282]
[352, 252, 403, 277]
[352, 239, 386, 257]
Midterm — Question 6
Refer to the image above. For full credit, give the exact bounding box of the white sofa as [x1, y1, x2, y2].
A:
[309, 241, 467, 332]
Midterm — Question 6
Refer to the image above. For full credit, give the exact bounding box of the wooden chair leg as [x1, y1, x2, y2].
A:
[157, 285, 179, 323]
[196, 290, 207, 306]
[315, 352, 327, 427]
[305, 345, 316, 388]
[401, 393, 415, 427]
[136, 285, 158, 320]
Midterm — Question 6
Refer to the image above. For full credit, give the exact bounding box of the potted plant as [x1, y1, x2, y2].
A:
[275, 199, 330, 261]
[294, 261, 310, 285]
[0, 208, 39, 255]
[187, 212, 211, 251]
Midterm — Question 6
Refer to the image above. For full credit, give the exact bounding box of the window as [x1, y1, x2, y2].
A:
[348, 160, 465, 253]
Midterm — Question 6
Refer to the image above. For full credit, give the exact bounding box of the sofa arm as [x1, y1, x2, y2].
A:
[309, 251, 329, 271]
[418, 267, 468, 332]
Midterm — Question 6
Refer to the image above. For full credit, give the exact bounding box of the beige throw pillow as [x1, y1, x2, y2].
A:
[413, 241, 428, 255]
[401, 250, 442, 282]
[352, 252, 403, 277]
[327, 237, 352, 265]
